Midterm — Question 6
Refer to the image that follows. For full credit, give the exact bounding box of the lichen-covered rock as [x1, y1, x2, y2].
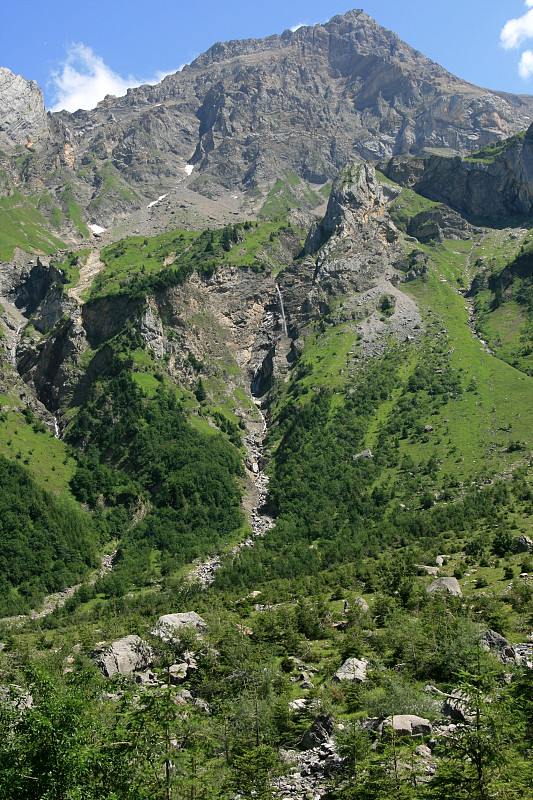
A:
[332, 657, 368, 683]
[92, 635, 153, 678]
[512, 535, 533, 553]
[152, 611, 207, 641]
[380, 714, 432, 737]
[426, 576, 462, 597]
[298, 713, 335, 750]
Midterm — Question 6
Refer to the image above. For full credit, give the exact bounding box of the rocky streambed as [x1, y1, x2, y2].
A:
[189, 401, 275, 586]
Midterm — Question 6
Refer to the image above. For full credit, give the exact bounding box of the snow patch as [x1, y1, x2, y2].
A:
[88, 223, 106, 235]
[147, 194, 167, 209]
[184, 164, 194, 176]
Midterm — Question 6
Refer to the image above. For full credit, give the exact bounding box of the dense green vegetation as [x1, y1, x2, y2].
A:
[89, 217, 301, 303]
[66, 349, 245, 589]
[0, 454, 98, 615]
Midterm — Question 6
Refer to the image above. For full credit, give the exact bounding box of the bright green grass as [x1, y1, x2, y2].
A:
[402, 242, 533, 478]
[221, 218, 303, 270]
[132, 372, 162, 396]
[57, 249, 91, 290]
[388, 186, 440, 232]
[59, 186, 90, 237]
[0, 404, 77, 500]
[466, 130, 526, 164]
[92, 229, 200, 297]
[259, 172, 324, 218]
[0, 190, 65, 259]
[475, 297, 533, 375]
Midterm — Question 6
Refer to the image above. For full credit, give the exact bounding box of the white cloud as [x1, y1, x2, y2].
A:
[48, 43, 181, 112]
[500, 2, 533, 50]
[519, 49, 533, 78]
[290, 22, 317, 32]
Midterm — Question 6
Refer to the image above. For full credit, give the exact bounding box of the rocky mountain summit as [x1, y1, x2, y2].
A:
[3, 9, 533, 237]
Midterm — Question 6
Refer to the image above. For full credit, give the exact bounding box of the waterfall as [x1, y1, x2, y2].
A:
[11, 324, 22, 366]
[275, 284, 288, 337]
[53, 416, 59, 438]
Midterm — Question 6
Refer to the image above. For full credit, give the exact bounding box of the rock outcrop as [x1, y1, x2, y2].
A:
[382, 125, 533, 223]
[332, 657, 368, 683]
[426, 576, 462, 597]
[92, 635, 153, 678]
[0, 67, 49, 149]
[151, 611, 207, 641]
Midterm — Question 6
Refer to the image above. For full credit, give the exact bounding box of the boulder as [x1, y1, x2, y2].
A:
[380, 715, 432, 737]
[426, 576, 462, 597]
[298, 713, 335, 750]
[332, 657, 368, 683]
[354, 597, 370, 613]
[353, 449, 373, 460]
[512, 535, 533, 553]
[152, 611, 206, 641]
[478, 629, 516, 663]
[416, 565, 440, 576]
[441, 690, 474, 724]
[92, 635, 153, 678]
[168, 664, 189, 684]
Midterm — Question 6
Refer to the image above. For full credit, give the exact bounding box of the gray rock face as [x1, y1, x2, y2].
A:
[479, 629, 516, 663]
[479, 629, 533, 668]
[332, 657, 368, 683]
[0, 67, 49, 149]
[3, 10, 533, 233]
[426, 576, 462, 597]
[383, 125, 533, 223]
[92, 635, 153, 678]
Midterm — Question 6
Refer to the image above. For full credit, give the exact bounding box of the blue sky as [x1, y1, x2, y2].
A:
[2, 1, 533, 111]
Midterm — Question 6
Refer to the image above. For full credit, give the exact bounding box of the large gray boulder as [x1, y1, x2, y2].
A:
[152, 611, 206, 641]
[332, 657, 368, 683]
[426, 576, 462, 597]
[380, 715, 432, 737]
[93, 635, 153, 678]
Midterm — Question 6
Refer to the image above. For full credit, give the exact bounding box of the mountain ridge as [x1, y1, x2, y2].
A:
[3, 9, 533, 246]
